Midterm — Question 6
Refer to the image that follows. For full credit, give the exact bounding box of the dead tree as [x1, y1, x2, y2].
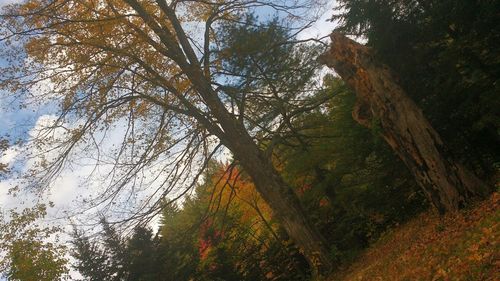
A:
[319, 32, 490, 213]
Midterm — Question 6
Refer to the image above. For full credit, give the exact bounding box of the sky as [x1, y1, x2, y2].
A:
[0, 0, 17, 6]
[0, 0, 337, 278]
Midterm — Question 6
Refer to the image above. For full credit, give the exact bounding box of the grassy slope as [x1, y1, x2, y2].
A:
[331, 192, 499, 281]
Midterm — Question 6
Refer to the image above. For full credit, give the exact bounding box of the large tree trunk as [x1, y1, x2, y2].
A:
[183, 64, 334, 277]
[225, 129, 334, 277]
[319, 32, 490, 214]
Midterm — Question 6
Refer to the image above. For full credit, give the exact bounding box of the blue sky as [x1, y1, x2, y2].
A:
[0, 0, 42, 141]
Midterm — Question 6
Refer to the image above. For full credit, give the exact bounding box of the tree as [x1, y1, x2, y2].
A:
[126, 227, 163, 281]
[71, 221, 125, 281]
[331, 0, 500, 133]
[75, 162, 311, 280]
[319, 32, 490, 213]
[71, 229, 112, 281]
[1, 0, 333, 276]
[328, 0, 499, 202]
[72, 221, 164, 281]
[186, 163, 310, 280]
[0, 204, 69, 281]
[277, 76, 427, 261]
[0, 137, 12, 175]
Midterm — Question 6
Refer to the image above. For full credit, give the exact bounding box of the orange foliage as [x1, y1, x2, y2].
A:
[196, 164, 277, 263]
[208, 165, 274, 230]
[333, 193, 500, 281]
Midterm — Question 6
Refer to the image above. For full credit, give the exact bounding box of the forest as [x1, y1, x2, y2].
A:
[0, 0, 498, 280]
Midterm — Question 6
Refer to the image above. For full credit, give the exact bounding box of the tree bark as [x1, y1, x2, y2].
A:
[223, 127, 335, 277]
[194, 80, 335, 276]
[319, 32, 490, 214]
[181, 54, 334, 278]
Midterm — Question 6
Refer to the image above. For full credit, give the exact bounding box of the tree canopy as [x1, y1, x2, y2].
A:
[0, 0, 498, 279]
[0, 204, 68, 281]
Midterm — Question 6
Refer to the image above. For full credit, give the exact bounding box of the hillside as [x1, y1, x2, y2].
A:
[332, 193, 499, 281]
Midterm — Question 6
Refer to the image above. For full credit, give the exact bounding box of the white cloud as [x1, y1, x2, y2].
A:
[0, 0, 22, 7]
[0, 146, 18, 167]
[3, 113, 190, 226]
